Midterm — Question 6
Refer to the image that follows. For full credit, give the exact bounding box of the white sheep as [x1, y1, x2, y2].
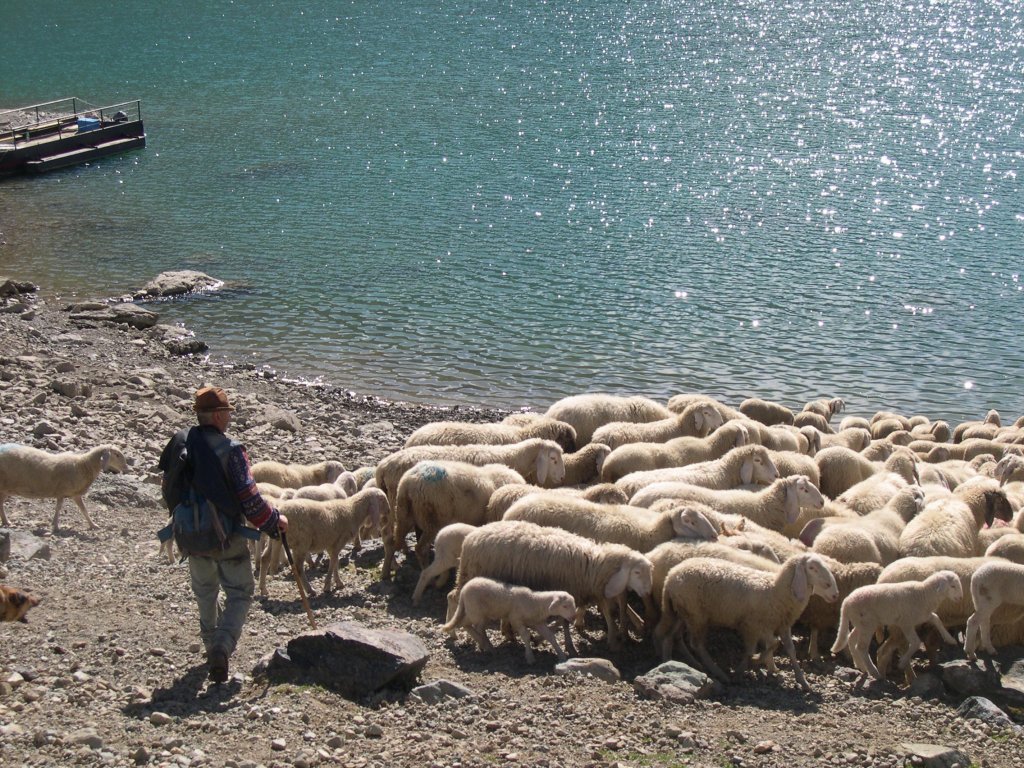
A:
[913, 437, 1017, 463]
[802, 397, 846, 422]
[644, 537, 781, 635]
[833, 453, 919, 516]
[590, 401, 725, 450]
[502, 494, 719, 553]
[899, 478, 1013, 559]
[953, 409, 1002, 443]
[738, 397, 795, 427]
[964, 560, 1024, 658]
[655, 553, 838, 690]
[289, 471, 359, 501]
[0, 443, 128, 531]
[257, 487, 389, 597]
[600, 421, 751, 483]
[442, 577, 578, 664]
[384, 460, 526, 579]
[630, 475, 823, 536]
[403, 413, 577, 453]
[544, 393, 673, 446]
[615, 444, 780, 498]
[831, 570, 962, 681]
[373, 439, 566, 514]
[250, 459, 346, 489]
[484, 482, 629, 522]
[561, 442, 612, 486]
[814, 446, 880, 500]
[450, 520, 654, 652]
[666, 393, 743, 421]
[804, 485, 925, 565]
[760, 448, 821, 488]
[412, 522, 476, 605]
[817, 428, 872, 453]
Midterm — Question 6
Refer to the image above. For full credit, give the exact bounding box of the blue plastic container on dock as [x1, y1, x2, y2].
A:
[76, 116, 100, 132]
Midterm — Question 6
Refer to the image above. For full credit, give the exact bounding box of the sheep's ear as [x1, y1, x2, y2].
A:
[799, 518, 825, 547]
[604, 563, 630, 599]
[791, 558, 809, 601]
[694, 409, 705, 434]
[535, 449, 550, 486]
[735, 424, 749, 447]
[784, 482, 800, 524]
[740, 458, 754, 485]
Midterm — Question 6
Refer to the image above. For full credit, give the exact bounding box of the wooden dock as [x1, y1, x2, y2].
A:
[0, 98, 146, 176]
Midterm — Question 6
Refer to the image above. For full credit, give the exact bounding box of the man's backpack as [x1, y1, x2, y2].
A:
[157, 427, 257, 558]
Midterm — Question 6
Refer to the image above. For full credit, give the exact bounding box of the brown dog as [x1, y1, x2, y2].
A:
[0, 586, 40, 623]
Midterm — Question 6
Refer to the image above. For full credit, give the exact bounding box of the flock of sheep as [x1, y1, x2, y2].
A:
[3, 391, 1024, 692]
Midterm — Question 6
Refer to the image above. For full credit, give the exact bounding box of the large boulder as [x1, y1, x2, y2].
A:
[136, 270, 221, 299]
[255, 621, 429, 700]
[67, 303, 159, 330]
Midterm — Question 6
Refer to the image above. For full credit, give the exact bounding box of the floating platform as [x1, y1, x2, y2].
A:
[0, 97, 146, 176]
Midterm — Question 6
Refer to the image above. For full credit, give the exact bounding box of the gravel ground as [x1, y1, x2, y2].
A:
[0, 286, 1022, 768]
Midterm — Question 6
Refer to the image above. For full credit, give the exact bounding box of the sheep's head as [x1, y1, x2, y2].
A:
[785, 475, 824, 524]
[994, 455, 1024, 486]
[828, 398, 846, 417]
[799, 426, 822, 456]
[323, 460, 346, 484]
[587, 444, 612, 478]
[334, 471, 358, 496]
[544, 420, 578, 453]
[985, 409, 1002, 426]
[533, 441, 566, 487]
[691, 403, 725, 438]
[547, 592, 578, 623]
[739, 445, 779, 486]
[794, 554, 839, 603]
[932, 570, 964, 604]
[604, 550, 653, 599]
[670, 506, 719, 541]
[101, 446, 129, 474]
[358, 487, 389, 534]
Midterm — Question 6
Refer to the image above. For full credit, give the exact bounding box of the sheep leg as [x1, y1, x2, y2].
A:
[72, 495, 97, 530]
[0, 494, 9, 527]
[807, 628, 820, 662]
[532, 621, 568, 662]
[413, 533, 434, 571]
[848, 626, 880, 679]
[896, 626, 924, 674]
[874, 630, 904, 677]
[466, 624, 493, 653]
[381, 533, 398, 581]
[599, 598, 622, 651]
[51, 497, 66, 531]
[558, 616, 578, 657]
[778, 629, 810, 692]
[509, 620, 537, 664]
[925, 612, 956, 645]
[692, 631, 729, 683]
[641, 593, 658, 638]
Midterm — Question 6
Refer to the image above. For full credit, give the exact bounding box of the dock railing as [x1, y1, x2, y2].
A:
[0, 98, 143, 150]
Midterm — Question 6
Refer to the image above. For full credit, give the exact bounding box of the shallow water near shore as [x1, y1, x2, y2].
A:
[2, 0, 1022, 421]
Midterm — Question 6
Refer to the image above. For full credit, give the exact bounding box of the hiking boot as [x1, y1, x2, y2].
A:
[207, 647, 229, 684]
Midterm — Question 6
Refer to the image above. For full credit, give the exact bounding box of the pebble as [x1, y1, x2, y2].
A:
[150, 712, 173, 726]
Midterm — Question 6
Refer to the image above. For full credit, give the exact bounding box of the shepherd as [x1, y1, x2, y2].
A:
[157, 386, 288, 684]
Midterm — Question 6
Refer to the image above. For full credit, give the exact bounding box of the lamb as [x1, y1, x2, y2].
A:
[910, 420, 952, 443]
[615, 444, 779, 498]
[502, 494, 719, 553]
[562, 442, 612, 486]
[833, 450, 919, 515]
[590, 401, 725, 450]
[899, 478, 1013, 559]
[442, 577, 578, 664]
[797, 557, 883, 661]
[450, 520, 654, 651]
[803, 397, 846, 422]
[985, 533, 1024, 563]
[964, 560, 1024, 658]
[952, 409, 1002, 443]
[373, 438, 566, 513]
[403, 413, 577, 453]
[412, 522, 476, 605]
[250, 459, 346, 489]
[630, 475, 824, 535]
[289, 471, 359, 501]
[738, 397, 795, 426]
[804, 485, 925, 565]
[815, 446, 881, 500]
[0, 443, 128, 531]
[544, 394, 674, 446]
[830, 570, 963, 680]
[654, 553, 838, 690]
[384, 460, 526, 579]
[484, 482, 628, 523]
[600, 421, 751, 483]
[257, 487, 389, 597]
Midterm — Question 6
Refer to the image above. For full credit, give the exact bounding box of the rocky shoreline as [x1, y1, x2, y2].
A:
[1, 276, 1023, 768]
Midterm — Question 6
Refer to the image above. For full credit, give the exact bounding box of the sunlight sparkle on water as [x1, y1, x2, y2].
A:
[964, 381, 974, 390]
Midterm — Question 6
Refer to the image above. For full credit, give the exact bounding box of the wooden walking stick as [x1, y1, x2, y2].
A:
[280, 532, 317, 630]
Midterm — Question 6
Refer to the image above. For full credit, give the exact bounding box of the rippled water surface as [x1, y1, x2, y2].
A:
[2, 0, 1021, 421]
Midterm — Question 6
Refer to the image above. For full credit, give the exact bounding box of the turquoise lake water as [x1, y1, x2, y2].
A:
[1, 0, 1021, 423]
